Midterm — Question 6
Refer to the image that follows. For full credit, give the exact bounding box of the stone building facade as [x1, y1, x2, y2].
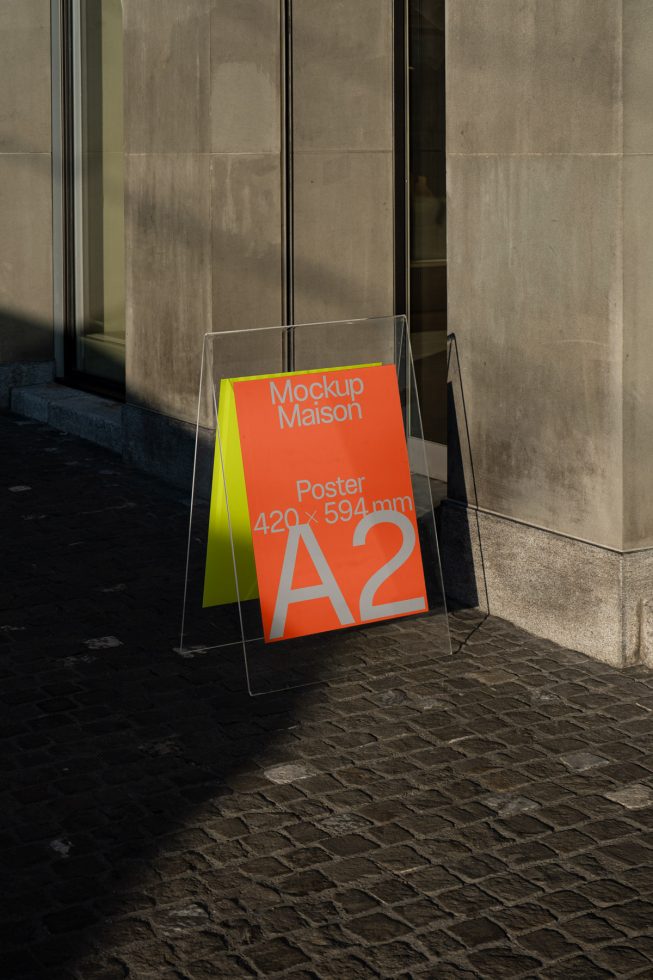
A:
[2, 0, 652, 667]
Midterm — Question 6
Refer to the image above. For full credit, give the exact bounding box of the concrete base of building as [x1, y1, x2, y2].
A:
[0, 361, 54, 408]
[10, 382, 122, 453]
[440, 498, 653, 669]
[122, 404, 213, 496]
[10, 383, 214, 497]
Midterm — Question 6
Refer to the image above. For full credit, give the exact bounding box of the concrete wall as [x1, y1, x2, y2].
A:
[445, 0, 653, 664]
[447, 0, 623, 549]
[124, 0, 395, 427]
[292, 0, 394, 325]
[623, 0, 653, 551]
[124, 0, 283, 426]
[0, 0, 53, 364]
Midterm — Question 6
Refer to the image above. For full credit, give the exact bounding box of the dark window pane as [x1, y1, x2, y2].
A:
[409, 0, 446, 446]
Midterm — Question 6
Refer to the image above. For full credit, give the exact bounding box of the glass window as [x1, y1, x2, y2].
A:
[73, 0, 125, 387]
[409, 0, 446, 447]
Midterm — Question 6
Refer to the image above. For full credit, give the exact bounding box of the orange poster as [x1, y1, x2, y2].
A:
[233, 364, 427, 642]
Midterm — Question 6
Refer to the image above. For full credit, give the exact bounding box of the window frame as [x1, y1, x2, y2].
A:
[51, 0, 126, 401]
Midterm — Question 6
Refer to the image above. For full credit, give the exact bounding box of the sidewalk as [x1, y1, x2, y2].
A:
[2, 412, 653, 980]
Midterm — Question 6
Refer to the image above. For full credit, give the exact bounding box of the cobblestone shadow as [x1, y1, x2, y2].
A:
[2, 414, 653, 979]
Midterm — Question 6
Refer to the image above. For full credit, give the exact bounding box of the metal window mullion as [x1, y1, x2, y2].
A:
[397, 0, 412, 434]
[70, 0, 85, 364]
[51, 0, 66, 375]
[281, 0, 294, 370]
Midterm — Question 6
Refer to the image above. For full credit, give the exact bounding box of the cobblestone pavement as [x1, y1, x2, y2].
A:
[2, 413, 653, 980]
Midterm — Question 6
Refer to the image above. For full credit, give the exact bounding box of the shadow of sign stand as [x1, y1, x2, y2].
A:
[180, 316, 451, 696]
[442, 333, 491, 624]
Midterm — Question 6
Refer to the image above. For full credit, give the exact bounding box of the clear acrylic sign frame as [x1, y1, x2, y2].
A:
[180, 316, 451, 696]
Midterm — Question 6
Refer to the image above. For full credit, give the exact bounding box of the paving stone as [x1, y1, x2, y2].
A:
[394, 898, 442, 928]
[437, 885, 497, 916]
[322, 834, 378, 858]
[466, 946, 542, 977]
[398, 813, 455, 836]
[499, 840, 558, 866]
[602, 898, 653, 931]
[263, 763, 318, 784]
[564, 912, 625, 945]
[415, 963, 476, 979]
[559, 751, 609, 772]
[598, 840, 653, 867]
[464, 669, 515, 686]
[71, 957, 129, 979]
[482, 873, 543, 903]
[413, 695, 453, 711]
[593, 943, 652, 974]
[575, 878, 636, 906]
[328, 857, 380, 885]
[538, 955, 612, 979]
[247, 937, 308, 973]
[584, 817, 639, 841]
[376, 690, 409, 707]
[241, 855, 289, 878]
[568, 852, 615, 880]
[517, 927, 581, 960]
[496, 813, 553, 837]
[334, 889, 379, 916]
[605, 783, 653, 809]
[169, 928, 229, 960]
[151, 903, 211, 938]
[539, 829, 595, 854]
[313, 952, 379, 978]
[534, 804, 587, 827]
[621, 864, 653, 893]
[367, 823, 412, 846]
[84, 636, 123, 650]
[104, 918, 156, 948]
[449, 916, 506, 947]
[445, 856, 503, 884]
[362, 939, 428, 974]
[540, 888, 597, 917]
[368, 877, 417, 906]
[344, 911, 411, 942]
[479, 770, 531, 792]
[416, 928, 464, 958]
[489, 901, 554, 933]
[415, 837, 472, 863]
[373, 845, 428, 873]
[318, 812, 372, 835]
[283, 870, 332, 895]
